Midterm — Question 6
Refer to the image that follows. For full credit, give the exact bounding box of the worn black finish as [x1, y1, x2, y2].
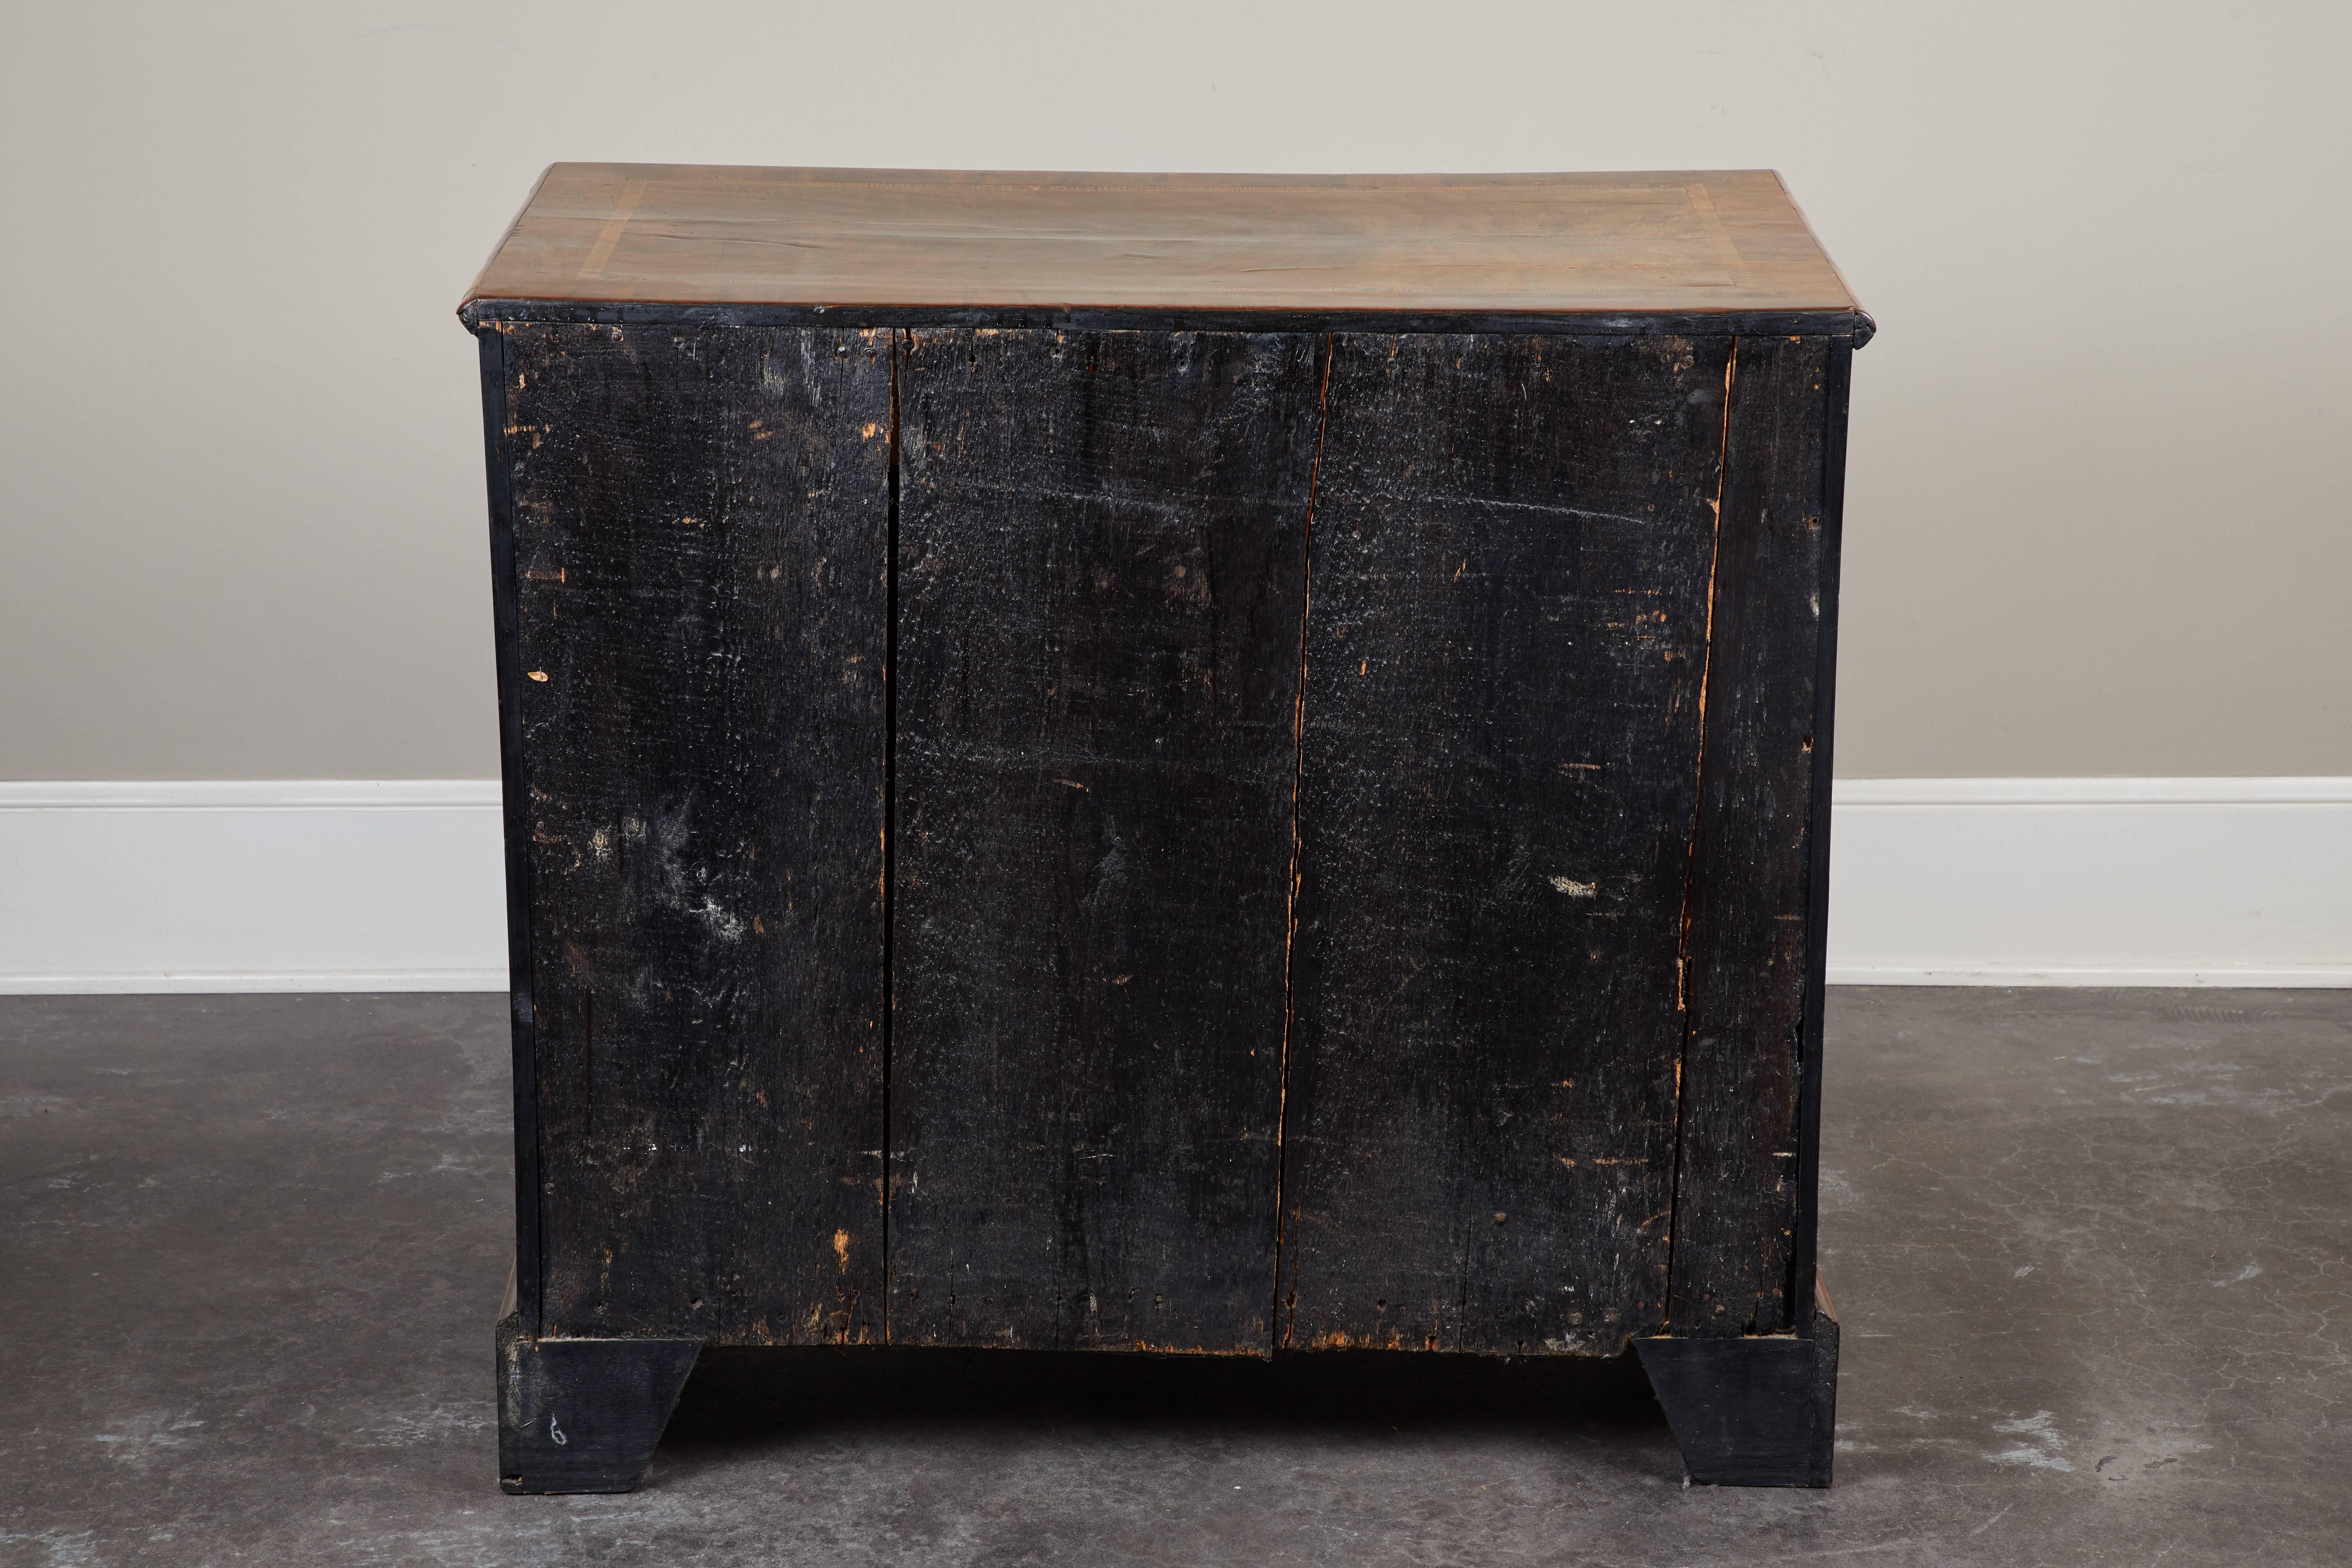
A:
[467, 299, 1862, 1486]
[477, 326, 544, 1336]
[495, 1311, 701, 1494]
[462, 298, 1874, 347]
[497, 322, 891, 1345]
[1636, 1286, 1840, 1487]
[1664, 336, 1835, 1338]
[1792, 344, 1854, 1326]
[888, 329, 1321, 1354]
[1283, 334, 1731, 1357]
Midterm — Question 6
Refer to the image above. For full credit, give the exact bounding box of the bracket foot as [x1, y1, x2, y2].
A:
[1635, 1280, 1840, 1487]
[496, 1311, 701, 1494]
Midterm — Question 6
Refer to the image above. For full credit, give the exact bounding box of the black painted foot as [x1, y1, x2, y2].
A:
[1635, 1281, 1840, 1487]
[496, 1311, 701, 1494]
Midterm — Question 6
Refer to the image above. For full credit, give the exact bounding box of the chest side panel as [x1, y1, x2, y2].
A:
[1286, 332, 1731, 1356]
[503, 322, 891, 1342]
[890, 328, 1320, 1352]
[1665, 335, 1834, 1336]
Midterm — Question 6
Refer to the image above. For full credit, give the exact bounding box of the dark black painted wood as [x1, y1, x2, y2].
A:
[496, 1311, 701, 1494]
[888, 328, 1321, 1353]
[499, 322, 891, 1344]
[1665, 336, 1834, 1337]
[1636, 1285, 1840, 1486]
[467, 299, 1861, 1489]
[463, 298, 1874, 348]
[1793, 344, 1854, 1326]
[477, 326, 544, 1337]
[1284, 333, 1733, 1357]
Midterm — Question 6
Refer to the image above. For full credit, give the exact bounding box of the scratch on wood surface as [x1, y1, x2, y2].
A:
[1634, 340, 1740, 1343]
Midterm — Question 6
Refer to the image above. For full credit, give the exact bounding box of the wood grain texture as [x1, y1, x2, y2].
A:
[888, 328, 1321, 1353]
[1665, 335, 1834, 1336]
[1283, 333, 1733, 1357]
[1791, 343, 1854, 1326]
[477, 326, 545, 1334]
[502, 322, 891, 1344]
[466, 165, 1859, 319]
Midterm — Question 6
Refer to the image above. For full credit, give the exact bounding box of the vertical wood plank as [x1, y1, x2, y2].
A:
[889, 328, 1320, 1353]
[1791, 342, 1854, 1329]
[504, 323, 892, 1343]
[1665, 335, 1834, 1336]
[1285, 333, 1731, 1356]
[477, 323, 543, 1335]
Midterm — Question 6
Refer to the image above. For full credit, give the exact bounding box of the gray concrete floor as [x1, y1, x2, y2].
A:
[2, 989, 2346, 1566]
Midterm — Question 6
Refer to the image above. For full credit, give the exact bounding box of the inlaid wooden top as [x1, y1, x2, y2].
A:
[464, 164, 1861, 322]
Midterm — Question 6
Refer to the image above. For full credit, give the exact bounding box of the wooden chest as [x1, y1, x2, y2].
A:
[462, 164, 1869, 1493]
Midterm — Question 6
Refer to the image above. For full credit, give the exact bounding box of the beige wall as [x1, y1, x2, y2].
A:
[4, 2, 2346, 781]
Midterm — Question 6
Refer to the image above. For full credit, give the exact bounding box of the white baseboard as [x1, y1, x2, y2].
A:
[1, 778, 2344, 994]
[0, 781, 508, 994]
[1825, 777, 2352, 986]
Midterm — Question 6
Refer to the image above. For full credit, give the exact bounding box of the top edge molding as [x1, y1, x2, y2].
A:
[460, 163, 1867, 328]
